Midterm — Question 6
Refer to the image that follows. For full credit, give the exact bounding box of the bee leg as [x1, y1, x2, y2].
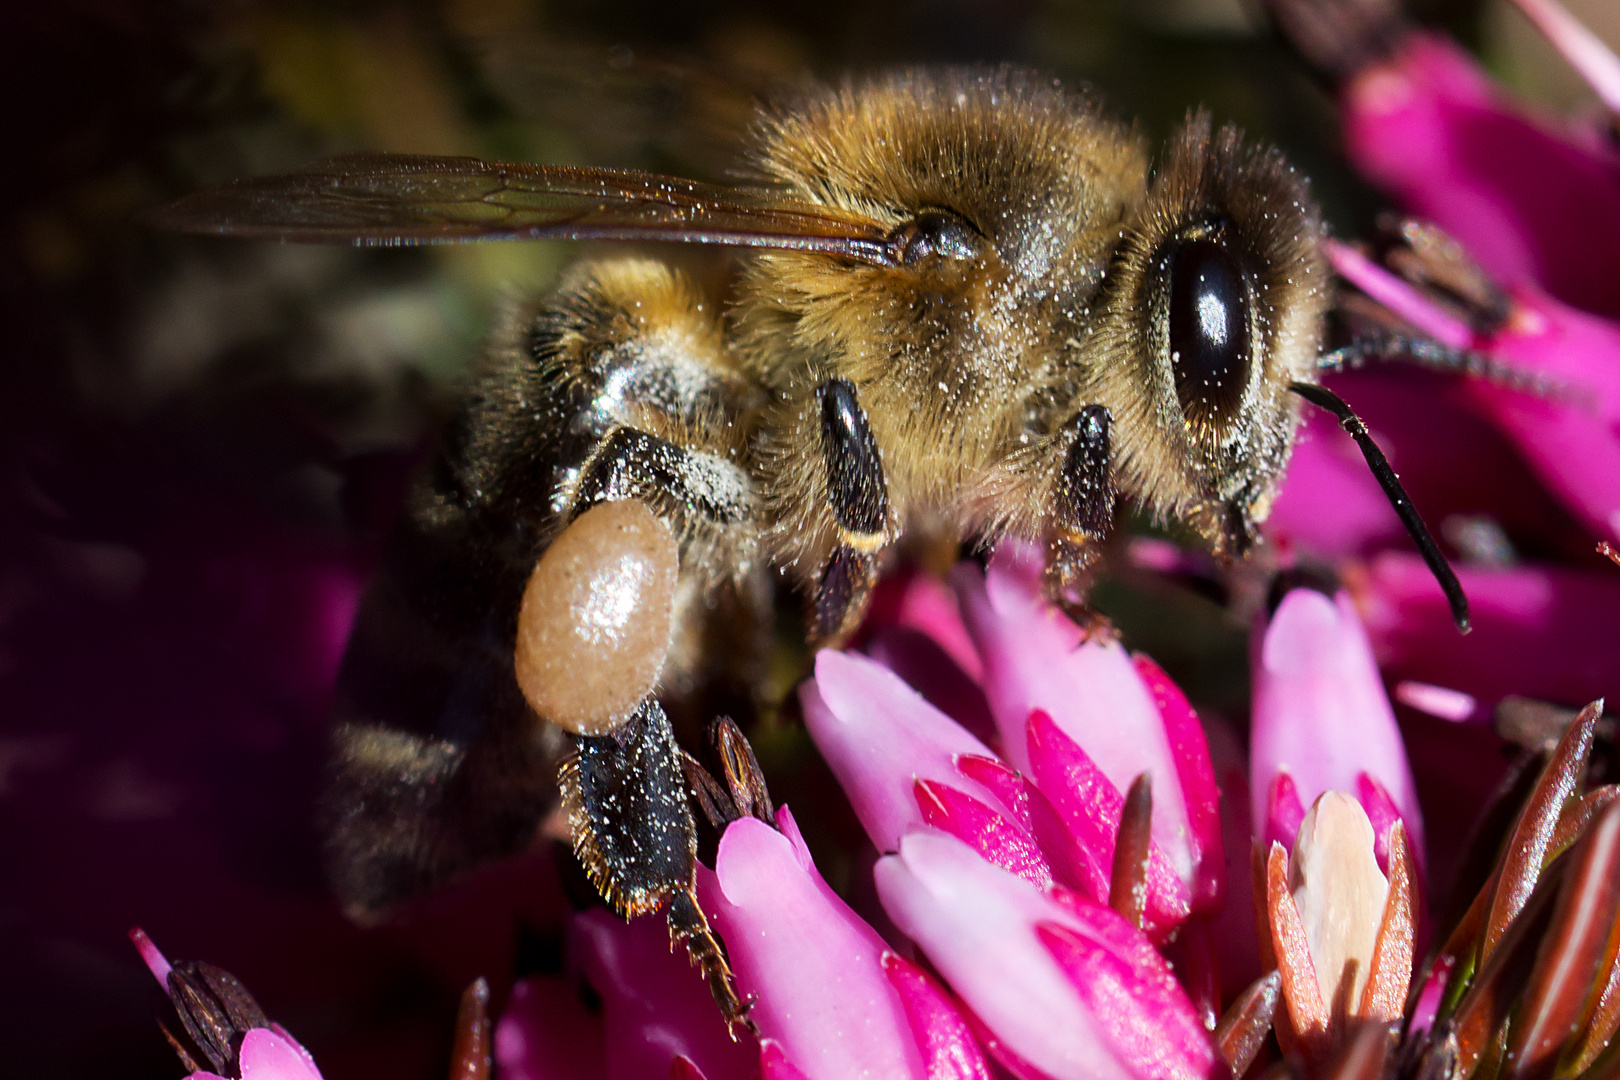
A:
[559, 697, 753, 1033]
[813, 378, 891, 644]
[1044, 404, 1116, 636]
[681, 716, 775, 829]
[571, 426, 753, 528]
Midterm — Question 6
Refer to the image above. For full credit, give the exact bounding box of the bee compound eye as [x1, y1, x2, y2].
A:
[895, 209, 980, 264]
[513, 499, 679, 736]
[1165, 239, 1251, 424]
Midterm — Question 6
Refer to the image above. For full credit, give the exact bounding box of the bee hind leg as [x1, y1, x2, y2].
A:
[559, 697, 752, 1033]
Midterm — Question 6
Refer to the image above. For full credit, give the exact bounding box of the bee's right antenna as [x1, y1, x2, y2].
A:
[1289, 381, 1471, 634]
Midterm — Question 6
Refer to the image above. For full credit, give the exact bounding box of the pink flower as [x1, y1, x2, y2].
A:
[1250, 587, 1424, 866]
[695, 808, 992, 1080]
[952, 544, 1224, 915]
[1340, 31, 1620, 318]
[1356, 550, 1620, 711]
[803, 551, 1224, 942]
[1325, 240, 1620, 546]
[496, 910, 754, 1080]
[875, 831, 1220, 1080]
[130, 928, 324, 1080]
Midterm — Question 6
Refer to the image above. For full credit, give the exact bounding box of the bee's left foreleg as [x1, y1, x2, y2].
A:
[1043, 404, 1116, 620]
[812, 378, 892, 644]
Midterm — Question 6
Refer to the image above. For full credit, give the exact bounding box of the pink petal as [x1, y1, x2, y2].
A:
[1325, 241, 1472, 348]
[880, 952, 995, 1080]
[669, 1056, 709, 1080]
[758, 1040, 814, 1080]
[877, 568, 983, 680]
[915, 778, 1056, 890]
[1265, 771, 1307, 853]
[1133, 654, 1224, 910]
[954, 549, 1196, 890]
[1251, 589, 1425, 860]
[1036, 920, 1220, 1080]
[956, 754, 1107, 902]
[1026, 709, 1192, 942]
[1393, 681, 1479, 722]
[1465, 385, 1620, 544]
[495, 977, 608, 1080]
[1268, 369, 1584, 561]
[236, 1028, 323, 1080]
[129, 926, 172, 987]
[1358, 551, 1620, 708]
[1341, 33, 1620, 318]
[866, 627, 998, 746]
[699, 811, 924, 1080]
[874, 831, 1135, 1080]
[1315, 250, 1620, 543]
[572, 910, 755, 1080]
[802, 650, 1007, 855]
[1355, 772, 1403, 875]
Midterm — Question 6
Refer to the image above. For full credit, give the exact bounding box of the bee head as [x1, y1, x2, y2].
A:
[1090, 112, 1330, 557]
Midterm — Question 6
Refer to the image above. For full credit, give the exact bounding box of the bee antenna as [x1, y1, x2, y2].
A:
[1289, 381, 1471, 634]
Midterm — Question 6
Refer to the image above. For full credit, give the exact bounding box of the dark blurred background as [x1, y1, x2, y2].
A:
[1, 0, 1610, 1077]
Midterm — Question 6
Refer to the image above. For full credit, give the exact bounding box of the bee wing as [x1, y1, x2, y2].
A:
[148, 152, 898, 264]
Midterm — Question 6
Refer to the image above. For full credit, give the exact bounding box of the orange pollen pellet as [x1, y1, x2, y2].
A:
[513, 500, 679, 736]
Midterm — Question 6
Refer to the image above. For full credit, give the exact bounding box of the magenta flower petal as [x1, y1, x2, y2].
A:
[1467, 387, 1620, 544]
[881, 952, 996, 1080]
[237, 1029, 323, 1080]
[571, 910, 754, 1080]
[1027, 709, 1192, 940]
[1265, 771, 1307, 855]
[953, 547, 1200, 893]
[1341, 32, 1620, 317]
[669, 1056, 709, 1080]
[1358, 551, 1620, 708]
[758, 1040, 815, 1080]
[1133, 655, 1225, 910]
[875, 831, 1137, 1080]
[129, 927, 173, 986]
[495, 977, 609, 1080]
[698, 809, 926, 1080]
[957, 753, 1107, 902]
[802, 650, 1007, 854]
[1355, 771, 1404, 873]
[1251, 589, 1425, 858]
[915, 778, 1057, 890]
[866, 627, 998, 746]
[877, 568, 984, 680]
[1035, 916, 1220, 1080]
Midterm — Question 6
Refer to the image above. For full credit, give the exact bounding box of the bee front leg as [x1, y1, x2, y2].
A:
[1044, 404, 1116, 632]
[813, 378, 892, 644]
[560, 698, 754, 1034]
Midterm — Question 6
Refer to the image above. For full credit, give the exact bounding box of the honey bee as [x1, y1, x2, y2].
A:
[151, 65, 1467, 1030]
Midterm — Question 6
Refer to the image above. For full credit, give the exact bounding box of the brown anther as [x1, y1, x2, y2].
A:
[514, 500, 679, 735]
[1108, 772, 1153, 930]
